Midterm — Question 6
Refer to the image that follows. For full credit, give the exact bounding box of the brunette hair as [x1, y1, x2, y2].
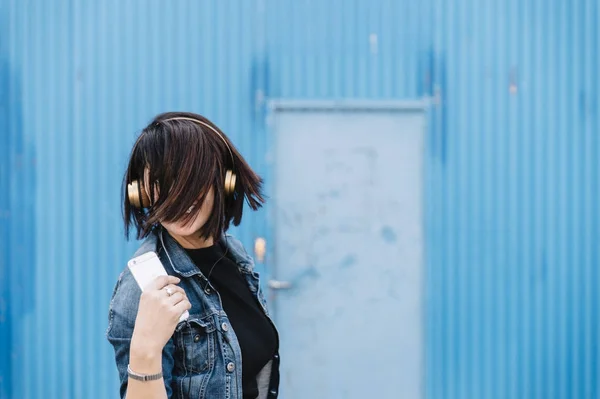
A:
[123, 111, 265, 240]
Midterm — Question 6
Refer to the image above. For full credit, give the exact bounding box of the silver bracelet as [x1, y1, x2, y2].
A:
[127, 364, 163, 382]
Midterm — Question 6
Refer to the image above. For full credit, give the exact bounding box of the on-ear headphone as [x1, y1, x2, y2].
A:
[127, 117, 237, 208]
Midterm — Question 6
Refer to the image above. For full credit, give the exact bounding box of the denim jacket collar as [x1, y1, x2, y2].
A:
[133, 227, 255, 277]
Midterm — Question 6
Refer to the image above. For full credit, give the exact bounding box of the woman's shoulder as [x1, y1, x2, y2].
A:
[222, 234, 256, 271]
[106, 234, 158, 338]
[106, 267, 139, 339]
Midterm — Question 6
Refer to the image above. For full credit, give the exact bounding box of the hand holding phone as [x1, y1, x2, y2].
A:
[128, 251, 190, 323]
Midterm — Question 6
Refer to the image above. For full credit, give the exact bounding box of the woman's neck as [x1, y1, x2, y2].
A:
[169, 232, 214, 249]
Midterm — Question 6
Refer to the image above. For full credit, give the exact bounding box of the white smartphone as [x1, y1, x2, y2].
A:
[127, 251, 190, 323]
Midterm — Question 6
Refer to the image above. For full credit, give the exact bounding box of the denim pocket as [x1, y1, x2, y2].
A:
[174, 316, 216, 375]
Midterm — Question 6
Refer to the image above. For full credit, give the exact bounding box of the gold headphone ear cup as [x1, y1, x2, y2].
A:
[127, 180, 151, 208]
[127, 181, 142, 208]
[230, 172, 237, 194]
[224, 170, 237, 195]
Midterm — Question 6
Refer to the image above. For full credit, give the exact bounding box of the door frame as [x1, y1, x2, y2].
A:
[268, 99, 428, 112]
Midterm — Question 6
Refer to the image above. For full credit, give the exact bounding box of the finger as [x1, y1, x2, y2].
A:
[147, 275, 181, 291]
[162, 284, 185, 297]
[172, 299, 192, 317]
[166, 292, 185, 306]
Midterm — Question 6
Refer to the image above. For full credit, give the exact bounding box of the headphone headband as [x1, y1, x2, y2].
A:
[161, 117, 235, 168]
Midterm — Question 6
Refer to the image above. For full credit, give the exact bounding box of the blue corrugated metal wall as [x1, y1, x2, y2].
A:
[266, 1, 600, 398]
[2, 1, 264, 398]
[425, 1, 599, 397]
[1, 0, 598, 398]
[0, 2, 12, 396]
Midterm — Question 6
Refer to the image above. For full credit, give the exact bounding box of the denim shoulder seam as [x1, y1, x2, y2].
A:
[106, 269, 126, 339]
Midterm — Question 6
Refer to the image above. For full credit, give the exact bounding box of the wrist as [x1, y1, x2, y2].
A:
[130, 330, 163, 355]
[129, 338, 162, 374]
[127, 364, 163, 382]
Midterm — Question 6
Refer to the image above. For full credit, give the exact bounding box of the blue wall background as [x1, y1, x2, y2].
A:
[1, 0, 598, 398]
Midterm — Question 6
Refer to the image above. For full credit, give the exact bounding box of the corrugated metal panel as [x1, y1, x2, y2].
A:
[2, 0, 599, 398]
[425, 0, 599, 397]
[265, 1, 599, 398]
[0, 2, 13, 396]
[265, 0, 428, 99]
[2, 1, 263, 397]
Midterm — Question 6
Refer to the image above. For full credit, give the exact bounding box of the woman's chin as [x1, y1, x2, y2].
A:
[162, 221, 204, 239]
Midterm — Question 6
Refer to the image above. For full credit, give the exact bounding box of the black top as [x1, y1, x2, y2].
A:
[185, 240, 278, 399]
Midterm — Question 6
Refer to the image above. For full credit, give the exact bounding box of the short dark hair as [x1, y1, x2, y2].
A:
[123, 111, 265, 240]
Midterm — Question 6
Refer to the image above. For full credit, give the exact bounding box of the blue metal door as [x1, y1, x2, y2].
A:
[268, 102, 426, 399]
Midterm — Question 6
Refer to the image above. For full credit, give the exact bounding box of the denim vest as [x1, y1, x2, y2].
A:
[106, 229, 280, 399]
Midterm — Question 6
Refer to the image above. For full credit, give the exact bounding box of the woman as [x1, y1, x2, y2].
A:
[107, 112, 280, 399]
